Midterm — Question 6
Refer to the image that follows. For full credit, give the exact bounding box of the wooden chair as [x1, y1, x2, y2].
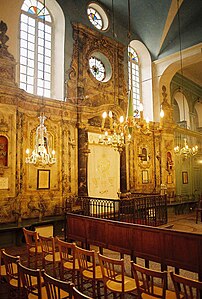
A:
[39, 235, 61, 277]
[23, 227, 42, 268]
[42, 270, 73, 299]
[1, 249, 20, 297]
[196, 198, 202, 223]
[76, 246, 103, 298]
[0, 248, 7, 282]
[18, 261, 48, 299]
[170, 271, 202, 299]
[131, 262, 177, 299]
[72, 286, 92, 299]
[56, 237, 80, 285]
[98, 252, 136, 299]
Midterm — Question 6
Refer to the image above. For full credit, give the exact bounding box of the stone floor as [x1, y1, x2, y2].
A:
[0, 211, 201, 298]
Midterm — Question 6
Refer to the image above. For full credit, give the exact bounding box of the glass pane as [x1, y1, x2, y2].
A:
[21, 22, 28, 32]
[37, 79, 44, 88]
[28, 17, 35, 27]
[20, 31, 28, 40]
[38, 62, 43, 70]
[21, 14, 28, 23]
[28, 41, 34, 51]
[20, 48, 27, 57]
[20, 65, 26, 74]
[37, 87, 43, 96]
[28, 59, 34, 68]
[27, 84, 34, 93]
[44, 72, 50, 81]
[28, 33, 35, 43]
[20, 56, 27, 65]
[20, 74, 26, 82]
[27, 67, 34, 76]
[28, 51, 34, 59]
[45, 65, 51, 73]
[20, 39, 27, 48]
[28, 26, 35, 34]
[38, 54, 44, 62]
[44, 89, 50, 97]
[45, 81, 50, 89]
[20, 82, 26, 90]
[27, 76, 34, 84]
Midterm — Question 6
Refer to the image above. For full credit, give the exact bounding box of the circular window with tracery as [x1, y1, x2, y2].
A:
[89, 56, 106, 81]
[87, 2, 109, 31]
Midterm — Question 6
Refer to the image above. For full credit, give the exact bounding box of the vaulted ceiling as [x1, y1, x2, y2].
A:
[60, 0, 202, 86]
[100, 0, 202, 86]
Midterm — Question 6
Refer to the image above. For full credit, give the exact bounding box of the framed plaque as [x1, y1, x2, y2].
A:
[37, 169, 50, 189]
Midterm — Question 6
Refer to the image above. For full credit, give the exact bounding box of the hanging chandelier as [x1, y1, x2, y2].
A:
[174, 138, 198, 159]
[98, 111, 132, 152]
[25, 114, 56, 166]
[173, 0, 198, 159]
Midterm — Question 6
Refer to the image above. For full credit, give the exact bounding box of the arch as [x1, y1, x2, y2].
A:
[154, 43, 201, 121]
[129, 40, 153, 121]
[194, 101, 202, 128]
[19, 0, 65, 100]
[173, 90, 190, 129]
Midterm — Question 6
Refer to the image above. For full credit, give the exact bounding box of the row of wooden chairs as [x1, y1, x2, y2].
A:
[0, 248, 92, 299]
[22, 227, 202, 299]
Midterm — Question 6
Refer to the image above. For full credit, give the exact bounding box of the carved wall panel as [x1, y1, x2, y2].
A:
[66, 23, 127, 112]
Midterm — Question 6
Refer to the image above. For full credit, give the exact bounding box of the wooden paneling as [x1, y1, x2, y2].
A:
[66, 213, 202, 278]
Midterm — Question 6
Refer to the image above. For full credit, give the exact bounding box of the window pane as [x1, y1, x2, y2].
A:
[27, 59, 34, 68]
[27, 67, 34, 76]
[20, 31, 28, 40]
[27, 76, 34, 84]
[20, 74, 26, 82]
[20, 0, 52, 97]
[28, 26, 35, 34]
[20, 48, 27, 57]
[27, 84, 34, 93]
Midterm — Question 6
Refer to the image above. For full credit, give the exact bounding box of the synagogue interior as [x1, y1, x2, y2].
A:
[0, 0, 202, 298]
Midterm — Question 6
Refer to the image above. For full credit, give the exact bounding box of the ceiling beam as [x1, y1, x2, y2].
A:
[158, 0, 184, 55]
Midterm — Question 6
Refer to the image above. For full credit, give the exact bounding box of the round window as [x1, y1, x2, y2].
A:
[87, 2, 109, 31]
[88, 52, 112, 83]
[89, 57, 106, 81]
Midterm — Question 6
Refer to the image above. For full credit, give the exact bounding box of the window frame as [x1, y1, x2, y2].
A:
[128, 46, 141, 117]
[19, 0, 52, 98]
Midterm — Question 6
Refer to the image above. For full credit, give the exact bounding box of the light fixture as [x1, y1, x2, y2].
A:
[26, 114, 56, 165]
[98, 110, 132, 152]
[25, 0, 56, 166]
[174, 138, 198, 159]
[173, 0, 198, 158]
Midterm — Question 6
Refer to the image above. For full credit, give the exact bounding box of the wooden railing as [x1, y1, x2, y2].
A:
[65, 213, 202, 284]
[78, 194, 167, 226]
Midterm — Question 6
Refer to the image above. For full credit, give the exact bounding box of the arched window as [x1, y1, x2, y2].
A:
[128, 46, 140, 117]
[20, 0, 52, 98]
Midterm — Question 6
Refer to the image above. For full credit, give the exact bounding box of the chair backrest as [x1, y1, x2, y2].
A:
[98, 252, 125, 292]
[75, 246, 96, 277]
[42, 271, 73, 299]
[39, 235, 56, 257]
[72, 286, 92, 299]
[170, 271, 202, 299]
[23, 227, 39, 250]
[56, 237, 76, 264]
[1, 249, 20, 287]
[18, 261, 43, 299]
[131, 262, 167, 299]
